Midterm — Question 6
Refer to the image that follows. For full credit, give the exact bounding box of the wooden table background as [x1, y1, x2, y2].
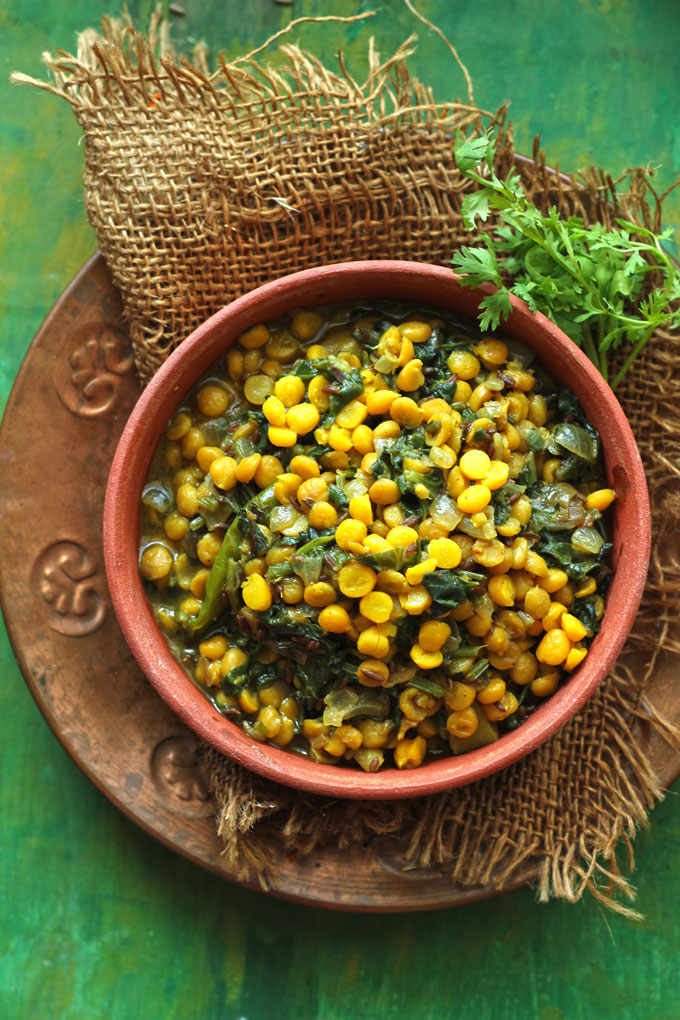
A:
[2, 2, 679, 1017]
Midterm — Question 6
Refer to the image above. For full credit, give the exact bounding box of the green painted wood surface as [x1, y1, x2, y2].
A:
[2, 3, 679, 1017]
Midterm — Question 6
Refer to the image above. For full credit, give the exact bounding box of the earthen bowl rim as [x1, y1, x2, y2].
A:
[103, 260, 650, 800]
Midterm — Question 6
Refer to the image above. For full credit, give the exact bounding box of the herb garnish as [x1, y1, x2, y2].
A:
[451, 131, 680, 387]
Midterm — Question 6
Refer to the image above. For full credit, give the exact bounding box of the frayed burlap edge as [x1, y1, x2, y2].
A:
[15, 11, 680, 915]
[12, 8, 511, 385]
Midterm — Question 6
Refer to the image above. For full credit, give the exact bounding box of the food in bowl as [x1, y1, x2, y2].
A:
[139, 300, 615, 772]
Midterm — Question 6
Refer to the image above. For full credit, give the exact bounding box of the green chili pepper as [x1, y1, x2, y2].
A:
[295, 534, 336, 556]
[185, 485, 276, 636]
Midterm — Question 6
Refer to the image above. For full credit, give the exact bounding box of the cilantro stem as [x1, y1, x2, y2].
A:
[611, 323, 656, 390]
[582, 330, 600, 368]
[597, 320, 608, 382]
[600, 352, 609, 382]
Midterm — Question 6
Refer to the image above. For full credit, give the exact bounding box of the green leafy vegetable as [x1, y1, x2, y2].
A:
[557, 386, 586, 423]
[422, 569, 485, 612]
[184, 484, 277, 636]
[327, 483, 349, 509]
[517, 451, 537, 486]
[549, 423, 599, 463]
[536, 531, 611, 582]
[287, 535, 336, 584]
[399, 466, 443, 501]
[451, 130, 680, 387]
[292, 356, 363, 419]
[357, 546, 406, 571]
[527, 481, 586, 533]
[525, 428, 546, 453]
[465, 657, 490, 682]
[257, 604, 353, 706]
[570, 595, 601, 636]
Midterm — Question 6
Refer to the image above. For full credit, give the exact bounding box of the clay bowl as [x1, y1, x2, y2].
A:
[104, 260, 650, 800]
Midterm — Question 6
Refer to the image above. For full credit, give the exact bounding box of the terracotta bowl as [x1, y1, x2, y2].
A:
[104, 261, 650, 799]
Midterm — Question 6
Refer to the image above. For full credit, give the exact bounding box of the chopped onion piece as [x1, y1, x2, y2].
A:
[344, 476, 370, 498]
[323, 687, 389, 726]
[270, 504, 300, 531]
[430, 494, 463, 530]
[571, 526, 604, 554]
[430, 446, 455, 469]
[282, 515, 308, 537]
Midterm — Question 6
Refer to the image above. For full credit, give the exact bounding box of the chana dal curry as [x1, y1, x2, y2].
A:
[139, 302, 615, 772]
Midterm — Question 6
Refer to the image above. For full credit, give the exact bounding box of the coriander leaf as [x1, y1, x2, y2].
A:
[510, 280, 539, 314]
[461, 189, 491, 230]
[451, 136, 680, 386]
[478, 289, 513, 331]
[451, 243, 503, 288]
[454, 131, 495, 173]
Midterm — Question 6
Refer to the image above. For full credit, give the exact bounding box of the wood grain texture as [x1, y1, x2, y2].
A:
[2, 2, 680, 1018]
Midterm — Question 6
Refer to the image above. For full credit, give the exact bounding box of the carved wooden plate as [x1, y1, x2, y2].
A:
[1, 255, 678, 910]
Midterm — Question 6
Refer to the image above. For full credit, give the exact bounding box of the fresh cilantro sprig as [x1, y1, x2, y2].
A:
[451, 131, 680, 387]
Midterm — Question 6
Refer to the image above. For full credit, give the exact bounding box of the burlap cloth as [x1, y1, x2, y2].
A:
[16, 12, 680, 914]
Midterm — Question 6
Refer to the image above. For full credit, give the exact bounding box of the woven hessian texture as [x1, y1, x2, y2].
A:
[19, 15, 680, 913]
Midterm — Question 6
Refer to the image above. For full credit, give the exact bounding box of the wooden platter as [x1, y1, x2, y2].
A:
[1, 254, 678, 911]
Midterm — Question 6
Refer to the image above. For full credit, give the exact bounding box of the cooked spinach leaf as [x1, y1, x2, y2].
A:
[517, 451, 537, 486]
[536, 531, 611, 582]
[357, 546, 406, 571]
[291, 356, 363, 419]
[492, 480, 525, 526]
[423, 569, 485, 612]
[569, 595, 602, 635]
[399, 467, 443, 501]
[525, 427, 546, 453]
[327, 483, 349, 509]
[527, 481, 586, 533]
[558, 386, 587, 423]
